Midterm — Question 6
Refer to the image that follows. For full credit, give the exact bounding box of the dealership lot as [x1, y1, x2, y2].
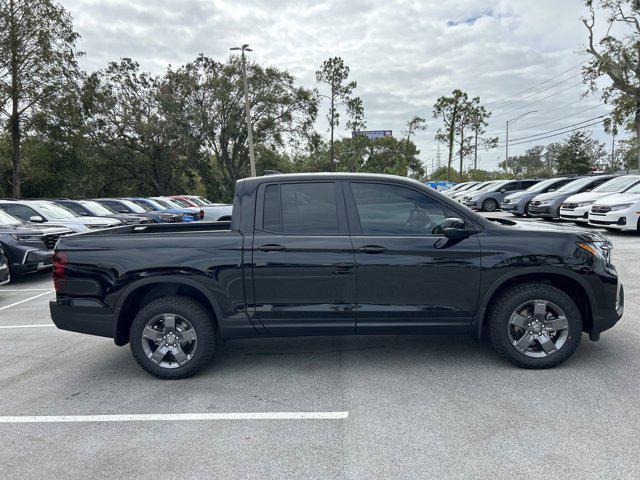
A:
[1, 212, 639, 479]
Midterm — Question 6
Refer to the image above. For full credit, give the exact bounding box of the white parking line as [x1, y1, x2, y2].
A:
[0, 288, 53, 292]
[0, 324, 54, 329]
[0, 290, 54, 311]
[0, 411, 349, 424]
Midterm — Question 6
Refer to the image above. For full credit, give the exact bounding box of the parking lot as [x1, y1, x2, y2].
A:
[1, 211, 639, 480]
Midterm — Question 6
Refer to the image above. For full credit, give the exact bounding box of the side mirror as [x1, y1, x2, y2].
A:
[500, 188, 507, 193]
[443, 217, 475, 239]
[29, 215, 45, 223]
[547, 189, 556, 193]
[119, 209, 129, 214]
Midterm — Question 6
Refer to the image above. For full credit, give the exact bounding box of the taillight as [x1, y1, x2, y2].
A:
[52, 252, 68, 292]
[199, 210, 204, 220]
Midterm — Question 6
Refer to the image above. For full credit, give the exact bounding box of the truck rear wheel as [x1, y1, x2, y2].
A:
[487, 283, 582, 369]
[130, 296, 217, 379]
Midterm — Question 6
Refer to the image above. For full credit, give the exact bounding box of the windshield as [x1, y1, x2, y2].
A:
[119, 199, 146, 213]
[556, 177, 595, 192]
[525, 178, 563, 192]
[592, 176, 640, 193]
[79, 201, 115, 215]
[169, 198, 190, 208]
[464, 182, 493, 193]
[153, 199, 173, 209]
[624, 182, 640, 194]
[197, 196, 212, 204]
[33, 202, 78, 220]
[0, 209, 21, 226]
[186, 197, 206, 206]
[477, 181, 501, 192]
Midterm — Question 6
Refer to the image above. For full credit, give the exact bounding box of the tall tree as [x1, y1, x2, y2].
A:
[582, 0, 640, 167]
[315, 57, 357, 170]
[433, 89, 467, 181]
[175, 55, 318, 199]
[404, 115, 428, 143]
[0, 0, 81, 197]
[554, 131, 607, 174]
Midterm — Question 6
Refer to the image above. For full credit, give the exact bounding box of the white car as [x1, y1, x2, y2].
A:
[588, 181, 640, 231]
[0, 200, 121, 233]
[152, 197, 232, 222]
[560, 175, 640, 223]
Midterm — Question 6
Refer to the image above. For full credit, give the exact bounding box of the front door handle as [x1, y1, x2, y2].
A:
[257, 244, 286, 252]
[357, 245, 387, 254]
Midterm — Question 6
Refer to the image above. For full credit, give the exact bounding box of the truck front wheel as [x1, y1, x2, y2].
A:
[487, 283, 582, 369]
[130, 296, 217, 379]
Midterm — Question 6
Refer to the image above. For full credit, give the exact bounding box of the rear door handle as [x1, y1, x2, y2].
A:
[357, 245, 387, 254]
[257, 244, 286, 252]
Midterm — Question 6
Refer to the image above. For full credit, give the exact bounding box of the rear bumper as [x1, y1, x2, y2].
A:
[50, 299, 115, 339]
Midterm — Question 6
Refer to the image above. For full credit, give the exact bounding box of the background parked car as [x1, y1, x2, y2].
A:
[588, 181, 640, 231]
[0, 199, 121, 233]
[152, 196, 233, 222]
[458, 180, 506, 205]
[442, 182, 479, 197]
[55, 199, 152, 225]
[463, 179, 541, 212]
[124, 198, 202, 222]
[501, 177, 576, 217]
[0, 209, 72, 281]
[0, 246, 9, 285]
[94, 199, 184, 223]
[528, 175, 616, 220]
[560, 175, 640, 223]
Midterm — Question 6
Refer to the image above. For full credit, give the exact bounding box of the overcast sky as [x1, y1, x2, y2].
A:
[61, 0, 615, 173]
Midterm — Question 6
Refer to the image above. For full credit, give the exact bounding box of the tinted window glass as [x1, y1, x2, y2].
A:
[501, 182, 520, 191]
[263, 184, 282, 232]
[3, 204, 39, 221]
[351, 183, 446, 235]
[60, 202, 88, 215]
[278, 183, 339, 234]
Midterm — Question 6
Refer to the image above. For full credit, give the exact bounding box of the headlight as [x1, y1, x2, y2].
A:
[577, 201, 595, 207]
[538, 200, 553, 206]
[10, 234, 38, 241]
[608, 203, 633, 212]
[577, 241, 612, 263]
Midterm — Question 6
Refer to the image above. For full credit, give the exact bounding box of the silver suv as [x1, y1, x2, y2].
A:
[463, 179, 541, 212]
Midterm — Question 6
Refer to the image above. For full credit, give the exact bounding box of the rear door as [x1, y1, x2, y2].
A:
[346, 181, 482, 334]
[250, 181, 356, 335]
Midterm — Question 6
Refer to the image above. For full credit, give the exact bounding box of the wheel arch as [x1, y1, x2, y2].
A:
[114, 276, 223, 346]
[473, 268, 595, 338]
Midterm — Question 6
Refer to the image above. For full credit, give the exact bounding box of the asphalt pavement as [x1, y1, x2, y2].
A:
[1, 211, 638, 479]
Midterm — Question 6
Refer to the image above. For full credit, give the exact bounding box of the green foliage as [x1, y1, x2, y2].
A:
[499, 146, 549, 177]
[554, 131, 607, 174]
[0, 0, 82, 197]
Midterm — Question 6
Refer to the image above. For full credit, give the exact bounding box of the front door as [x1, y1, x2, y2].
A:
[345, 181, 482, 334]
[250, 181, 356, 336]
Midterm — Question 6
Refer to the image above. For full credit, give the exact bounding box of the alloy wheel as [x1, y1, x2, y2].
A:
[141, 313, 198, 369]
[507, 300, 569, 358]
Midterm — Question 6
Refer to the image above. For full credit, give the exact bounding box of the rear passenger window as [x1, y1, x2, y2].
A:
[263, 183, 339, 234]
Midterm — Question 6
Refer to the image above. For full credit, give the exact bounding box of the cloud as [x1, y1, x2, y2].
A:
[61, 0, 613, 173]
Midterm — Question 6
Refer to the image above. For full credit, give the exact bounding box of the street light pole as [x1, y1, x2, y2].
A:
[505, 110, 536, 174]
[231, 44, 256, 177]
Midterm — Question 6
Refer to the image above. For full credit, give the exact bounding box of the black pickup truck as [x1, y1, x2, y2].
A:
[50, 173, 624, 378]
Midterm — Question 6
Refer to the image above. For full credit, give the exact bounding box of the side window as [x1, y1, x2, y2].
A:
[4, 204, 39, 221]
[263, 184, 282, 232]
[502, 182, 520, 191]
[521, 181, 537, 189]
[545, 179, 569, 192]
[350, 183, 446, 235]
[263, 182, 339, 234]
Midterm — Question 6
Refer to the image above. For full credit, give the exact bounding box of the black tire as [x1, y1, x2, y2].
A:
[513, 213, 524, 217]
[487, 283, 582, 369]
[130, 296, 217, 379]
[524, 202, 531, 216]
[482, 198, 499, 212]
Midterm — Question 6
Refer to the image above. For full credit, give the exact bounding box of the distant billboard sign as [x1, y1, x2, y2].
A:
[353, 130, 393, 140]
